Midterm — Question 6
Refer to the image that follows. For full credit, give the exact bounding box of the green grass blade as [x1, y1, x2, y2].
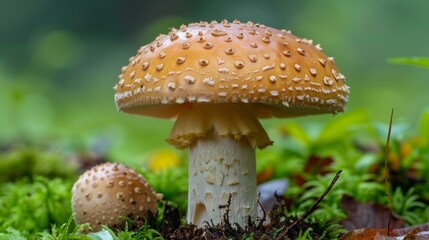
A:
[388, 57, 429, 69]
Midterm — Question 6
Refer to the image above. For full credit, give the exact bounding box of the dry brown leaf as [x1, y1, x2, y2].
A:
[340, 223, 429, 240]
[340, 195, 405, 230]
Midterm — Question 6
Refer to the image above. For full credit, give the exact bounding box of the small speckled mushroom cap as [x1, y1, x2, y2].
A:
[114, 20, 350, 149]
[71, 162, 160, 232]
[114, 19, 349, 119]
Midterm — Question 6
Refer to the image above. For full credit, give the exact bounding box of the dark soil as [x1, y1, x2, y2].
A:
[127, 171, 343, 239]
[129, 195, 341, 240]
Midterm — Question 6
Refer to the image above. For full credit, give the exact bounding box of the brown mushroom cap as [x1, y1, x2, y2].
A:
[71, 162, 159, 232]
[114, 20, 349, 119]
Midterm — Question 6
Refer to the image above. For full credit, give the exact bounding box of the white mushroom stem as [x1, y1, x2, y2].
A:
[167, 104, 272, 227]
[188, 130, 257, 226]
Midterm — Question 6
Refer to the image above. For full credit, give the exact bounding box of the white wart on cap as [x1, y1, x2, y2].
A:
[71, 162, 160, 232]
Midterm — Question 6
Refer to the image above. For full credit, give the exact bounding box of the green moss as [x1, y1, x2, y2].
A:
[0, 178, 73, 239]
[0, 147, 77, 183]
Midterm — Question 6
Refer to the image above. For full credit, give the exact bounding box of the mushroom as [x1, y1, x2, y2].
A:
[114, 20, 349, 227]
[71, 162, 160, 232]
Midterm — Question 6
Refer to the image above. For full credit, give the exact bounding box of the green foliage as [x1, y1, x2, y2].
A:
[273, 110, 429, 229]
[296, 228, 313, 240]
[0, 227, 27, 240]
[87, 223, 163, 240]
[240, 232, 254, 240]
[309, 217, 346, 239]
[0, 177, 73, 239]
[389, 188, 427, 225]
[279, 112, 370, 165]
[114, 224, 163, 240]
[297, 171, 385, 216]
[258, 112, 372, 183]
[419, 110, 429, 192]
[421, 109, 429, 146]
[141, 167, 188, 214]
[0, 147, 77, 183]
[388, 57, 429, 69]
[292, 174, 344, 220]
[39, 216, 91, 240]
[289, 217, 345, 240]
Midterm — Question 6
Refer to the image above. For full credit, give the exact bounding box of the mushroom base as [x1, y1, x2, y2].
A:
[187, 130, 257, 227]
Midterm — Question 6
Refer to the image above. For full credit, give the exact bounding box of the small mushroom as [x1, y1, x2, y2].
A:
[113, 20, 350, 227]
[71, 162, 161, 232]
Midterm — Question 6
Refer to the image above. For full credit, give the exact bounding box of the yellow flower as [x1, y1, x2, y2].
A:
[147, 149, 181, 171]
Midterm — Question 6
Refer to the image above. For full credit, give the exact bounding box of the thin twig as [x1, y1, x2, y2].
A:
[257, 192, 267, 228]
[384, 109, 394, 235]
[219, 193, 233, 230]
[275, 170, 342, 239]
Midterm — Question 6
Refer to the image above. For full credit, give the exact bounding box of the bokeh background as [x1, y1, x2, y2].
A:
[1, 0, 428, 164]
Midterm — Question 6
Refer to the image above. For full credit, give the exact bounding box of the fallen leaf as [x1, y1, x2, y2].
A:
[339, 228, 393, 240]
[340, 223, 429, 240]
[339, 195, 405, 230]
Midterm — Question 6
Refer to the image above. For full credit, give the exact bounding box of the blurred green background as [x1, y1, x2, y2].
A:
[1, 0, 428, 164]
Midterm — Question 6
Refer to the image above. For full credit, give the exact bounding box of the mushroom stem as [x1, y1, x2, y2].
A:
[187, 130, 257, 227]
[168, 104, 272, 227]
